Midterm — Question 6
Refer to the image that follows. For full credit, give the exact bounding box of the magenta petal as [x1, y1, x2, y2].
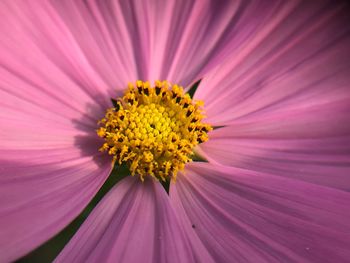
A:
[56, 177, 202, 263]
[142, 0, 283, 87]
[199, 125, 350, 190]
[170, 162, 350, 262]
[195, 1, 350, 126]
[0, 0, 284, 91]
[0, 23, 115, 262]
[0, 1, 120, 136]
[0, 151, 111, 262]
[0, 1, 137, 103]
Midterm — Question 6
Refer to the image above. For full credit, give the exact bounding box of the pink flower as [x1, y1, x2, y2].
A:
[1, 1, 350, 262]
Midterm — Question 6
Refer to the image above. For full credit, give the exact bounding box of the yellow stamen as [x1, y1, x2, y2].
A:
[97, 81, 212, 181]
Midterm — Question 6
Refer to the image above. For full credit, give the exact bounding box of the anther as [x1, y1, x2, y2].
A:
[97, 80, 212, 181]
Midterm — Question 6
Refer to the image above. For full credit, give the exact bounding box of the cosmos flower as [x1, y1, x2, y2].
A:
[1, 0, 350, 262]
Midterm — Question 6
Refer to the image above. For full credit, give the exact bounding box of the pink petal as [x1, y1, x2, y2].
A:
[0, 65, 113, 260]
[0, 2, 120, 260]
[115, 0, 284, 87]
[0, 1, 119, 148]
[0, 45, 113, 262]
[56, 176, 206, 263]
[0, 1, 137, 103]
[1, 0, 282, 92]
[195, 1, 350, 126]
[0, 150, 112, 262]
[170, 162, 350, 262]
[0, 0, 285, 93]
[198, 125, 350, 190]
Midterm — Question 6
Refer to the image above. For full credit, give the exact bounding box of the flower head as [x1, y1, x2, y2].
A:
[1, 1, 350, 262]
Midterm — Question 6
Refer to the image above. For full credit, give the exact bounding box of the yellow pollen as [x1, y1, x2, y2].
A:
[97, 81, 212, 181]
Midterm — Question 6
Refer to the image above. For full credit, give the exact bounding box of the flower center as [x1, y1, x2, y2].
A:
[97, 80, 212, 181]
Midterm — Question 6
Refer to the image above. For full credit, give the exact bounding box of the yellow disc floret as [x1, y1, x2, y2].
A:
[97, 80, 212, 181]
